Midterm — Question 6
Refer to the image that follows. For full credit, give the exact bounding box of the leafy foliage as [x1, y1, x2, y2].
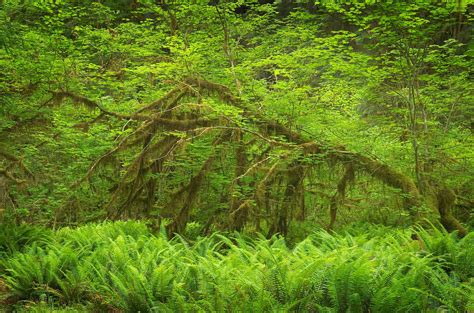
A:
[0, 0, 472, 235]
[1, 221, 473, 312]
[0, 224, 52, 258]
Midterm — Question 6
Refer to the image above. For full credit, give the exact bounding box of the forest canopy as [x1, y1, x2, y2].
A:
[1, 0, 472, 236]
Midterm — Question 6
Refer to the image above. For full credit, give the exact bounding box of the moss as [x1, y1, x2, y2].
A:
[328, 164, 355, 230]
[167, 131, 231, 235]
[436, 187, 467, 237]
[62, 77, 465, 235]
[229, 130, 248, 231]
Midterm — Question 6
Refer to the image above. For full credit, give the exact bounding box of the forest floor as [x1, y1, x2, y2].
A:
[0, 221, 472, 312]
[0, 279, 9, 312]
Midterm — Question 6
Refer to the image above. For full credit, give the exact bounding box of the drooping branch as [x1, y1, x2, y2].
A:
[51, 91, 148, 120]
[0, 169, 25, 184]
[188, 77, 471, 233]
[0, 149, 33, 184]
[135, 85, 189, 113]
[255, 160, 281, 216]
[328, 164, 355, 231]
[167, 131, 232, 235]
[269, 162, 306, 236]
[107, 135, 180, 219]
[66, 76, 465, 234]
[52, 91, 220, 130]
[229, 130, 247, 230]
[185, 77, 422, 210]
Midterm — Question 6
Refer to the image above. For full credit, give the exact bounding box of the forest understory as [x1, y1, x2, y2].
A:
[0, 0, 473, 312]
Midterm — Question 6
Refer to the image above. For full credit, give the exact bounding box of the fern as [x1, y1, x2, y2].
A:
[2, 221, 472, 312]
[0, 224, 52, 258]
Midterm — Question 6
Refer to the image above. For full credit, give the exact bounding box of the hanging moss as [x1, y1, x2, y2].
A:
[229, 130, 248, 231]
[167, 131, 232, 235]
[107, 135, 180, 219]
[436, 187, 467, 237]
[328, 164, 355, 231]
[269, 163, 305, 236]
[59, 77, 465, 235]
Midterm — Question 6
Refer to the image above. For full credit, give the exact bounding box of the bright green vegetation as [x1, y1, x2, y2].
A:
[1, 0, 473, 311]
[0, 221, 473, 312]
[1, 0, 473, 234]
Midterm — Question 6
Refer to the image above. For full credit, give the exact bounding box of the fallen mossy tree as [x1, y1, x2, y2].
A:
[53, 77, 467, 237]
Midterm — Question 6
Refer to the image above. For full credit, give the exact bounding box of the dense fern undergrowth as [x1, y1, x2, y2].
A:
[0, 221, 472, 312]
